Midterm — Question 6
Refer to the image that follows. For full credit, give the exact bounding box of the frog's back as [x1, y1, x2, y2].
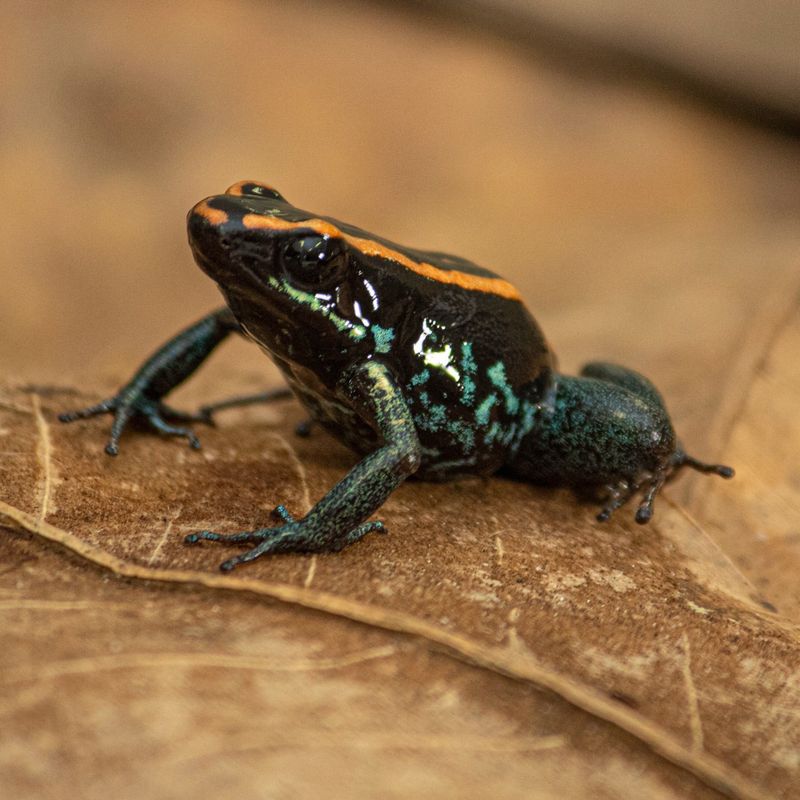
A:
[338, 234, 554, 479]
[246, 199, 555, 477]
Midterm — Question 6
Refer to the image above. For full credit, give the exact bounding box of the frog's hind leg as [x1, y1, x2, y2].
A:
[580, 361, 733, 515]
[580, 362, 665, 409]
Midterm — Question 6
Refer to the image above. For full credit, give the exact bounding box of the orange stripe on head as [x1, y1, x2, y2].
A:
[241, 213, 343, 239]
[346, 234, 522, 301]
[241, 214, 522, 301]
[193, 199, 229, 225]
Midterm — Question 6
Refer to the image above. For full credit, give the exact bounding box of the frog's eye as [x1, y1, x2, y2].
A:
[226, 180, 286, 201]
[280, 235, 347, 289]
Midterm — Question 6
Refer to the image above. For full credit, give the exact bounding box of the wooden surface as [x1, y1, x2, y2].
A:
[1, 2, 800, 799]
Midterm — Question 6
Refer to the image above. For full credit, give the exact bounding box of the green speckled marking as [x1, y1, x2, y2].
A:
[269, 277, 367, 340]
[426, 454, 478, 474]
[411, 369, 430, 387]
[446, 419, 476, 450]
[475, 394, 497, 426]
[460, 342, 477, 405]
[428, 404, 447, 428]
[487, 361, 519, 414]
[485, 420, 502, 444]
[415, 401, 448, 434]
[372, 324, 395, 354]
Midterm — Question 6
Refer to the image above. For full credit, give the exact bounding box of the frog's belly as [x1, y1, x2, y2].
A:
[284, 376, 508, 480]
[406, 396, 514, 479]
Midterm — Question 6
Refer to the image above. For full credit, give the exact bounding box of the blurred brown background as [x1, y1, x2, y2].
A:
[2, 2, 800, 799]
[4, 0, 799, 428]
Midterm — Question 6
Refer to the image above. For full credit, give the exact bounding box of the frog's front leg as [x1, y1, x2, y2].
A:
[59, 308, 241, 454]
[185, 360, 422, 571]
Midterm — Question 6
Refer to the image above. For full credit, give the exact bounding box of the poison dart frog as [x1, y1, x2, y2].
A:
[60, 181, 733, 571]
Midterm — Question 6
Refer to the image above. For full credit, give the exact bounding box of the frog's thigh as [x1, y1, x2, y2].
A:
[580, 361, 665, 409]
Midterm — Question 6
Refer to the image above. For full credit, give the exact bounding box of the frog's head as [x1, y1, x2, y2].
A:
[188, 181, 378, 378]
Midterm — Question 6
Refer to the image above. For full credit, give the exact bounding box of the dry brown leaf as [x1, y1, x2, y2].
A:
[3, 3, 800, 799]
[2, 384, 798, 799]
[687, 291, 800, 620]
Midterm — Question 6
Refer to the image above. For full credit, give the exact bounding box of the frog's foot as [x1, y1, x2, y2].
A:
[596, 478, 640, 522]
[59, 394, 211, 455]
[596, 469, 675, 524]
[631, 450, 733, 524]
[596, 449, 734, 525]
[184, 505, 385, 571]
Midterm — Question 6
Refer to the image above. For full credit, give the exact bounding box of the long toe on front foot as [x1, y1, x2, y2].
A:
[184, 528, 278, 545]
[190, 517, 388, 572]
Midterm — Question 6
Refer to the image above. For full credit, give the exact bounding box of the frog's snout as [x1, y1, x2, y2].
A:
[187, 198, 245, 282]
[188, 198, 232, 237]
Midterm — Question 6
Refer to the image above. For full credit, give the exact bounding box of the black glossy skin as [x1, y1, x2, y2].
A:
[60, 182, 733, 570]
[188, 187, 554, 480]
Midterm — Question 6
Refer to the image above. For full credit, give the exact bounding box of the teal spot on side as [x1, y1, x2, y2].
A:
[461, 376, 476, 406]
[461, 342, 477, 374]
[460, 342, 477, 405]
[508, 399, 538, 457]
[475, 394, 497, 426]
[429, 404, 447, 428]
[416, 403, 448, 432]
[487, 361, 519, 414]
[372, 324, 395, 354]
[411, 369, 430, 387]
[485, 420, 501, 444]
[447, 419, 476, 451]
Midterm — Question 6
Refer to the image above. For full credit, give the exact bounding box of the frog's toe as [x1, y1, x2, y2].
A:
[202, 518, 387, 571]
[596, 479, 638, 522]
[219, 543, 276, 572]
[344, 520, 386, 546]
[145, 412, 201, 450]
[271, 504, 295, 523]
[634, 472, 667, 525]
[185, 506, 298, 550]
[58, 397, 116, 423]
[60, 392, 207, 454]
[185, 528, 276, 545]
